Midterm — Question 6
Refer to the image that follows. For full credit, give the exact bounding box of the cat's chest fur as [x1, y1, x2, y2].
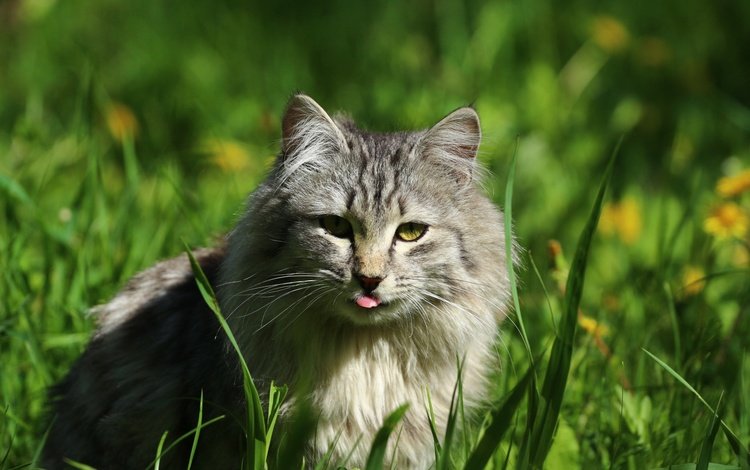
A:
[269, 318, 496, 468]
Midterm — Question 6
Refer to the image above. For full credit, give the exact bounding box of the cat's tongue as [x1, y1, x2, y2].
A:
[356, 295, 381, 309]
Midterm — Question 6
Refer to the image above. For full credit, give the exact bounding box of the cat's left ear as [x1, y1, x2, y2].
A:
[280, 94, 347, 160]
[419, 107, 481, 182]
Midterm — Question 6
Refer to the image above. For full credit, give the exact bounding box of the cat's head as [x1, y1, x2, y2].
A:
[224, 94, 507, 328]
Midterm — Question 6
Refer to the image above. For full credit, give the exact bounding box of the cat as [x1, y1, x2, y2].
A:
[43, 94, 512, 469]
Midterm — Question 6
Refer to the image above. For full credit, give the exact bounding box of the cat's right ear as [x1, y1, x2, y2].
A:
[281, 94, 347, 161]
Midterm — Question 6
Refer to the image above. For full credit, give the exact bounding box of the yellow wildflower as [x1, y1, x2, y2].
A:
[598, 197, 642, 245]
[716, 169, 750, 198]
[203, 139, 251, 171]
[578, 313, 610, 337]
[681, 265, 705, 296]
[591, 15, 630, 53]
[704, 203, 749, 240]
[105, 102, 139, 142]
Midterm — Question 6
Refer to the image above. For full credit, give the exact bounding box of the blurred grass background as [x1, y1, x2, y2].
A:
[1, 0, 749, 467]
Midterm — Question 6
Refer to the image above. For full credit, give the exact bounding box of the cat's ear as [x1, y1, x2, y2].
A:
[419, 107, 481, 182]
[281, 94, 347, 160]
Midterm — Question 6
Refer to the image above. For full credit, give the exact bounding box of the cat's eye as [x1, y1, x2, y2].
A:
[320, 215, 353, 238]
[396, 222, 428, 242]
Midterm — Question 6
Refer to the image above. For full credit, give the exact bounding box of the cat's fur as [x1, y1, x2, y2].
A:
[44, 94, 511, 469]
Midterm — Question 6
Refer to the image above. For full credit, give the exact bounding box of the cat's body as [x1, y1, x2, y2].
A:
[44, 95, 511, 469]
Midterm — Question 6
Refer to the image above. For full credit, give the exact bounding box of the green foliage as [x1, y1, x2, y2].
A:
[2, 0, 750, 468]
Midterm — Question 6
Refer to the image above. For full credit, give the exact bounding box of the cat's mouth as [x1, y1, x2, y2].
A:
[354, 293, 382, 309]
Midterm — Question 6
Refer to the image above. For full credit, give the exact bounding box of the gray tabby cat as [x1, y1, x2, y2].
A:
[44, 94, 511, 469]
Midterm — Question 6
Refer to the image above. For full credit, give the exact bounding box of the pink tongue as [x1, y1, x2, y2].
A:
[356, 295, 381, 309]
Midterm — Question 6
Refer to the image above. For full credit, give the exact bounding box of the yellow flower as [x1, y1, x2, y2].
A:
[578, 313, 610, 337]
[681, 265, 705, 296]
[591, 15, 630, 53]
[704, 203, 749, 239]
[203, 139, 250, 171]
[105, 102, 139, 142]
[598, 197, 642, 245]
[599, 203, 619, 236]
[716, 170, 750, 198]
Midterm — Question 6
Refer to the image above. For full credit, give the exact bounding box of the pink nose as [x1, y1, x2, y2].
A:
[357, 275, 383, 293]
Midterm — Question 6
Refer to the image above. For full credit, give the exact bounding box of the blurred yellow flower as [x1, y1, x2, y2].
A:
[681, 265, 705, 296]
[591, 15, 630, 53]
[716, 169, 750, 198]
[105, 102, 139, 142]
[704, 203, 749, 239]
[599, 197, 642, 245]
[578, 313, 610, 337]
[203, 139, 250, 171]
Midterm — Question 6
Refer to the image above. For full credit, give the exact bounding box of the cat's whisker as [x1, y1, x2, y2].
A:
[250, 284, 326, 324]
[255, 285, 331, 334]
[278, 287, 337, 335]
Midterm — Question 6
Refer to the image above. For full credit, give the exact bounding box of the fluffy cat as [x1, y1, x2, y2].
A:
[44, 94, 511, 469]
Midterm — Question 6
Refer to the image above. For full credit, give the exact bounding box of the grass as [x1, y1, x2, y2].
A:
[2, 0, 750, 468]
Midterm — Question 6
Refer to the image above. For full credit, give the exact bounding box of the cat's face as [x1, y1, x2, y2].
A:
[266, 95, 487, 326]
[282, 143, 472, 325]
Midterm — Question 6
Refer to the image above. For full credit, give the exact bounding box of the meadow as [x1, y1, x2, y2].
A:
[1, 0, 749, 468]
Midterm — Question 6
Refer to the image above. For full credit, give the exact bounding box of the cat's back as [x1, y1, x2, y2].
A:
[43, 245, 244, 469]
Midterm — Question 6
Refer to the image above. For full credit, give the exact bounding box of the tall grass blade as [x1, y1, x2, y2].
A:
[663, 282, 683, 371]
[527, 139, 620, 468]
[697, 392, 724, 470]
[425, 387, 443, 461]
[365, 404, 410, 470]
[187, 390, 204, 470]
[503, 137, 533, 363]
[643, 349, 750, 463]
[63, 459, 98, 470]
[154, 431, 169, 470]
[464, 364, 533, 470]
[30, 419, 53, 469]
[276, 400, 316, 470]
[185, 245, 266, 468]
[146, 416, 226, 470]
[265, 382, 288, 462]
[437, 359, 464, 470]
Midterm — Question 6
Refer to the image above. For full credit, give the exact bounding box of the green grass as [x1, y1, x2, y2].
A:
[2, 0, 750, 468]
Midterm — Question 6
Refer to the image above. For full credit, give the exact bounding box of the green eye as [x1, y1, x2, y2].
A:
[320, 215, 352, 238]
[396, 222, 428, 242]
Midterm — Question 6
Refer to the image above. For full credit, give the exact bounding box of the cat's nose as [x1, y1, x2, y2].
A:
[356, 275, 383, 293]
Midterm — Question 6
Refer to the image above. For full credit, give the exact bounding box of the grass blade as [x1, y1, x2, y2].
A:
[504, 137, 532, 363]
[276, 400, 317, 470]
[425, 387, 443, 461]
[464, 364, 534, 470]
[527, 139, 620, 468]
[154, 431, 169, 470]
[63, 459, 98, 470]
[643, 349, 750, 464]
[438, 359, 464, 470]
[365, 404, 410, 470]
[697, 392, 724, 470]
[187, 390, 204, 470]
[146, 416, 226, 470]
[265, 382, 288, 461]
[185, 245, 267, 468]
